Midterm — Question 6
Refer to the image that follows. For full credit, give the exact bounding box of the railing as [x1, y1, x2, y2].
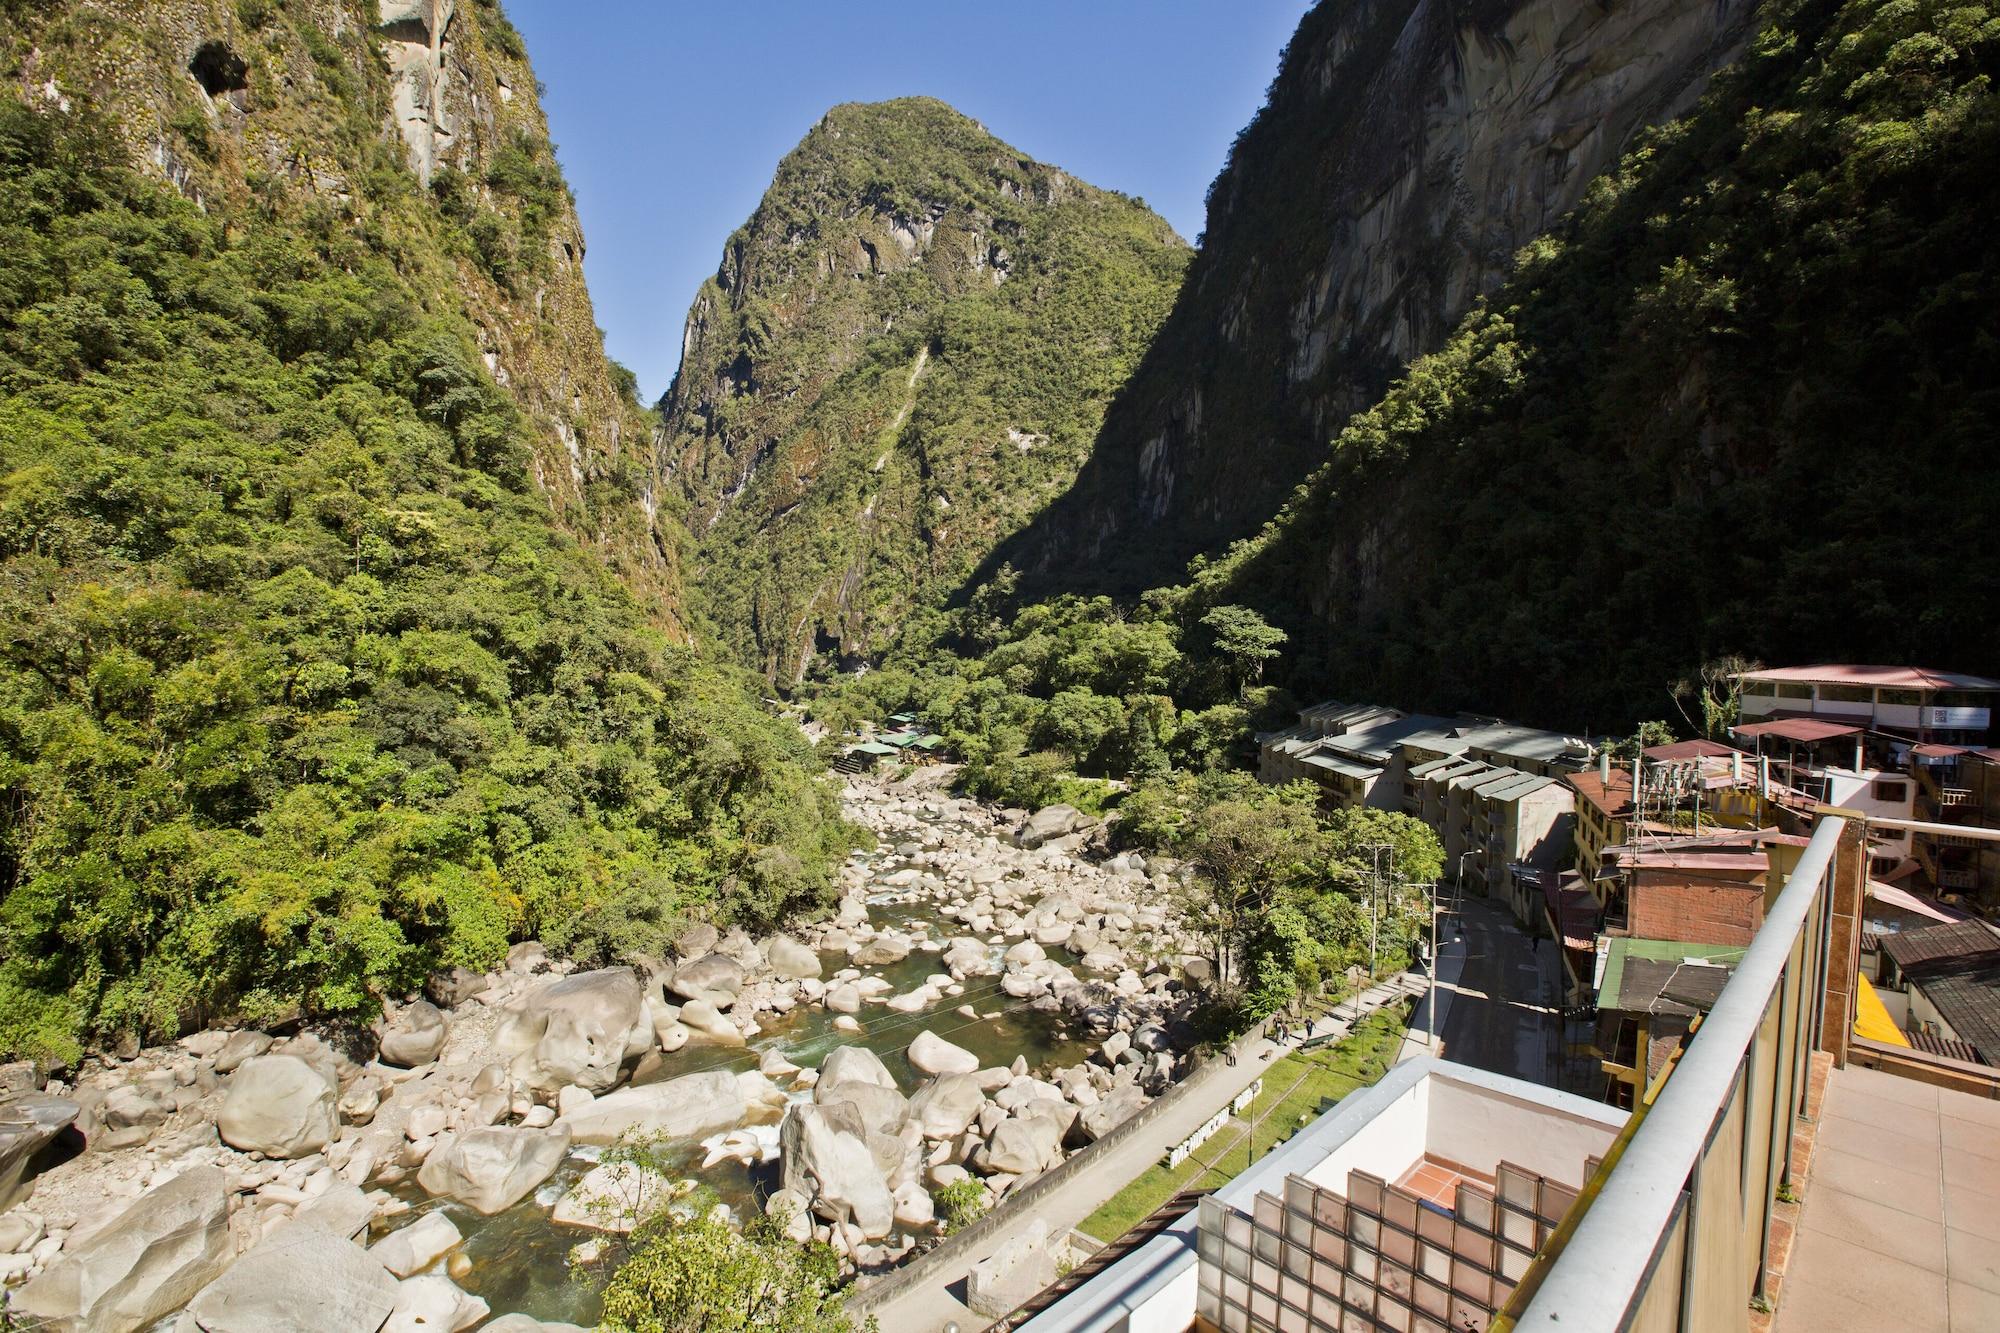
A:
[1495, 816, 1846, 1333]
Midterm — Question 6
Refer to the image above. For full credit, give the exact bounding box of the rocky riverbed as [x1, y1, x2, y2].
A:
[0, 773, 1207, 1329]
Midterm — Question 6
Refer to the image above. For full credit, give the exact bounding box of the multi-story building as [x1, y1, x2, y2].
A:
[1259, 703, 1592, 894]
[1015, 813, 1999, 1333]
[1734, 663, 2000, 744]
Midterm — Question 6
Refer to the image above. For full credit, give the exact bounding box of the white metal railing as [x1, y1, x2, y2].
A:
[1501, 816, 1846, 1332]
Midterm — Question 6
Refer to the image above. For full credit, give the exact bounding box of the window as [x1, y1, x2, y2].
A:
[1937, 690, 1994, 708]
[1877, 827, 1907, 843]
[1818, 684, 1874, 703]
[1879, 689, 1922, 706]
[1872, 780, 1908, 802]
[1775, 682, 1815, 700]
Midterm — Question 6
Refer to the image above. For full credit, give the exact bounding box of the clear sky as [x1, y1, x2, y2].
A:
[505, 0, 1314, 403]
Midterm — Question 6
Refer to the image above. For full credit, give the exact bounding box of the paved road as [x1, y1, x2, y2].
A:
[1401, 892, 1558, 1084]
[858, 972, 1425, 1332]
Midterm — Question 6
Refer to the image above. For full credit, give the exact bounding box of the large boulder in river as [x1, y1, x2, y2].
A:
[907, 1029, 980, 1077]
[778, 1103, 895, 1240]
[375, 999, 447, 1067]
[1014, 804, 1082, 849]
[550, 1160, 676, 1233]
[0, 1092, 76, 1210]
[218, 1054, 336, 1158]
[765, 934, 822, 980]
[496, 967, 651, 1094]
[817, 1045, 897, 1094]
[12, 1166, 232, 1333]
[854, 934, 910, 966]
[557, 1070, 746, 1145]
[906, 1073, 987, 1139]
[667, 952, 745, 1008]
[370, 1211, 462, 1278]
[184, 1220, 398, 1333]
[384, 1275, 488, 1332]
[416, 1125, 570, 1214]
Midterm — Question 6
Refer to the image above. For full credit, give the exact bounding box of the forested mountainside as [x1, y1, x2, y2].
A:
[0, 0, 851, 1063]
[659, 97, 1188, 683]
[988, 0, 1761, 595]
[1197, 0, 2000, 729]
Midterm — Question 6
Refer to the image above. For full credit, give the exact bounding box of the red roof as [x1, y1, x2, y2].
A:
[1910, 743, 1971, 758]
[1642, 739, 1740, 761]
[1738, 665, 2000, 691]
[1563, 769, 1635, 820]
[1734, 718, 1864, 743]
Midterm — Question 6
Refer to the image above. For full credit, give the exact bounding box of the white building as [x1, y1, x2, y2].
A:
[1018, 1059, 1624, 1333]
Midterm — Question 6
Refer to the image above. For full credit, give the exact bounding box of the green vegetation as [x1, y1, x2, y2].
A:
[0, 56, 850, 1060]
[662, 98, 1189, 681]
[595, 1189, 869, 1333]
[934, 1176, 991, 1235]
[1196, 0, 2000, 728]
[1081, 1000, 1413, 1242]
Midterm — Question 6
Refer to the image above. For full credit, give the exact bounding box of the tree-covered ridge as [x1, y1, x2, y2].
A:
[5, 0, 685, 621]
[1195, 0, 2000, 730]
[661, 97, 1188, 681]
[0, 97, 851, 1063]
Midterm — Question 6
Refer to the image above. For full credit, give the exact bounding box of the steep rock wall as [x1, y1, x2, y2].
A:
[995, 0, 1758, 593]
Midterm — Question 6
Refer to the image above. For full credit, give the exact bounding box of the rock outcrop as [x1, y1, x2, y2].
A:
[216, 1055, 336, 1159]
[0, 1094, 76, 1210]
[496, 968, 651, 1095]
[11, 1167, 232, 1333]
[416, 1126, 571, 1214]
[184, 1220, 399, 1333]
[555, 1070, 747, 1145]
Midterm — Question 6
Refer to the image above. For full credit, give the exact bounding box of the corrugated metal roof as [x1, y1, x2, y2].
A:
[1738, 665, 2000, 691]
[1733, 718, 1864, 743]
[1882, 920, 2000, 971]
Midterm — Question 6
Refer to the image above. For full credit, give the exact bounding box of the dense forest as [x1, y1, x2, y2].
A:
[1201, 0, 2000, 729]
[0, 4, 852, 1065]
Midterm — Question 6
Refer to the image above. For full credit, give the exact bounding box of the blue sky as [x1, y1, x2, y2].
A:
[505, 0, 1314, 402]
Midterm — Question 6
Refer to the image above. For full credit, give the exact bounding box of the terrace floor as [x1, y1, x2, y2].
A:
[1775, 1064, 2000, 1332]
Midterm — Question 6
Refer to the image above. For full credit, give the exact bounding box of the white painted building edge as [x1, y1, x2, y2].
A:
[1019, 1059, 1627, 1333]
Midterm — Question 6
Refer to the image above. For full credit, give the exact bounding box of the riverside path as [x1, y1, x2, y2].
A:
[857, 970, 1427, 1332]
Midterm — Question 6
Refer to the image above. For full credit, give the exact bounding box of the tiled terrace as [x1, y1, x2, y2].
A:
[1775, 1065, 2000, 1333]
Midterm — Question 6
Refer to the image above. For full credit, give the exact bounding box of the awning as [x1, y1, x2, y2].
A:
[1733, 718, 1863, 743]
[1853, 975, 1910, 1047]
[1867, 880, 1971, 924]
[1910, 743, 1970, 758]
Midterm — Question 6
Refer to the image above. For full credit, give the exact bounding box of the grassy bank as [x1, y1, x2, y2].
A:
[1080, 999, 1414, 1243]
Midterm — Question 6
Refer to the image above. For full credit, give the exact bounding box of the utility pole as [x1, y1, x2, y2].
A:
[1428, 877, 1441, 1052]
[1364, 843, 1395, 978]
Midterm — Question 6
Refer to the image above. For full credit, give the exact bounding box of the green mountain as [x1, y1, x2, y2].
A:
[1197, 0, 2000, 729]
[659, 97, 1189, 682]
[0, 0, 849, 1062]
[990, 0, 1761, 594]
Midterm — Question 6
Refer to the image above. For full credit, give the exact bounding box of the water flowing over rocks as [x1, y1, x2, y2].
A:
[0, 770, 1206, 1324]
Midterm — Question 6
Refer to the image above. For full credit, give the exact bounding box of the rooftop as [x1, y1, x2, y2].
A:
[1738, 664, 2000, 691]
[1596, 937, 1744, 1017]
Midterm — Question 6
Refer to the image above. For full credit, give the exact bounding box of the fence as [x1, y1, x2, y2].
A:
[1495, 814, 1851, 1332]
[845, 1017, 1273, 1317]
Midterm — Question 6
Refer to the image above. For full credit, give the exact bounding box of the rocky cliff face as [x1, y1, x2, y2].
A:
[659, 98, 1187, 680]
[6, 0, 681, 620]
[995, 0, 1758, 593]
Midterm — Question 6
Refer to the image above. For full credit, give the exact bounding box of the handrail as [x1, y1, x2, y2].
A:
[1506, 816, 1845, 1331]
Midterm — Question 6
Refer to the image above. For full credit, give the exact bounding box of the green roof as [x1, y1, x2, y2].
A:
[850, 742, 898, 756]
[879, 733, 918, 748]
[888, 712, 918, 724]
[910, 734, 946, 750]
[1598, 937, 1746, 1008]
